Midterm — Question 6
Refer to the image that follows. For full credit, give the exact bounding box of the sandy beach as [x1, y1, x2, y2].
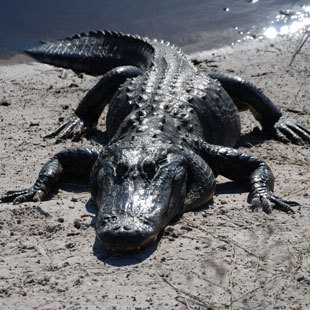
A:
[0, 34, 309, 309]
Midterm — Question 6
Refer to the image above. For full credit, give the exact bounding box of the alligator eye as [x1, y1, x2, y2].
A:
[116, 162, 128, 182]
[143, 162, 156, 181]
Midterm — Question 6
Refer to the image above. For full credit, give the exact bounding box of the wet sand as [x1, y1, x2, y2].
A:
[0, 35, 309, 309]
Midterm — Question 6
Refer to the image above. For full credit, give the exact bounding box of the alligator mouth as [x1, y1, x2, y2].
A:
[99, 232, 158, 252]
[111, 234, 158, 252]
[96, 218, 160, 252]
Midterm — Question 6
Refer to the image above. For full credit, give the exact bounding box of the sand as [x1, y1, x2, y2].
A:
[0, 35, 309, 309]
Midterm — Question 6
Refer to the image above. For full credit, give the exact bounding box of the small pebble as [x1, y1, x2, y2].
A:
[0, 100, 11, 106]
[74, 219, 82, 229]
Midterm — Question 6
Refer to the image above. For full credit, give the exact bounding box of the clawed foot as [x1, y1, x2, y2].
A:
[250, 191, 299, 214]
[273, 117, 310, 145]
[0, 188, 46, 204]
[45, 114, 95, 143]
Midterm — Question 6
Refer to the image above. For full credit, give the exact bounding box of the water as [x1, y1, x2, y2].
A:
[0, 0, 309, 61]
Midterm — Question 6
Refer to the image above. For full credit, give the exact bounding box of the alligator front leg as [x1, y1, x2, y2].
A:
[209, 72, 310, 145]
[0, 147, 99, 204]
[46, 65, 142, 142]
[199, 141, 298, 213]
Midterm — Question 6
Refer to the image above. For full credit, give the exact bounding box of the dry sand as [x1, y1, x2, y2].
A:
[0, 35, 309, 309]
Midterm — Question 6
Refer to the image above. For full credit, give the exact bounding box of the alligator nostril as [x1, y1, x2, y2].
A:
[123, 225, 131, 231]
[143, 161, 156, 181]
[143, 220, 149, 225]
[112, 225, 121, 231]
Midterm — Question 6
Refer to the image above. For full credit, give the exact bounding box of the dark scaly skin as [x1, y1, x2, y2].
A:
[1, 31, 309, 252]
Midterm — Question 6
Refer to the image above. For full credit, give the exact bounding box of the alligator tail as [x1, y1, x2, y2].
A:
[25, 31, 155, 76]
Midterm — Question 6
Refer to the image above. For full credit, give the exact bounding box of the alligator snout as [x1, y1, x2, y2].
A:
[96, 215, 158, 251]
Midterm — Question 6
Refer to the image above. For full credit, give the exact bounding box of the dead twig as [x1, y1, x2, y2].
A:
[294, 81, 310, 115]
[289, 28, 310, 66]
[192, 271, 229, 293]
[231, 274, 279, 307]
[228, 245, 237, 310]
[183, 218, 261, 259]
[175, 296, 193, 310]
[285, 245, 304, 287]
[158, 272, 215, 310]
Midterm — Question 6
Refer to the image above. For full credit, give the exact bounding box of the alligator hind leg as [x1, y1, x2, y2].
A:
[46, 65, 142, 142]
[0, 147, 99, 204]
[209, 72, 310, 144]
[199, 141, 298, 213]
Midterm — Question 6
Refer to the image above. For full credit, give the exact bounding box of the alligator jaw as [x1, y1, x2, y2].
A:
[96, 226, 159, 252]
[114, 234, 158, 252]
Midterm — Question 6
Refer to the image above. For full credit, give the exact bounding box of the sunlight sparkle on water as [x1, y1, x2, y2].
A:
[304, 6, 310, 13]
[279, 25, 289, 35]
[264, 27, 278, 38]
[263, 6, 310, 39]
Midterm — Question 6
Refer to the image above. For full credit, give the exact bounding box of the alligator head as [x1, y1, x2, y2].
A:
[90, 144, 188, 251]
[90, 143, 215, 252]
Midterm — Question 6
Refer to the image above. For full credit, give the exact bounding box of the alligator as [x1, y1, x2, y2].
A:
[1, 31, 310, 252]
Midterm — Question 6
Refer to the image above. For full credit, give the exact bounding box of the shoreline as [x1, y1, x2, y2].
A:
[0, 53, 32, 65]
[0, 34, 304, 66]
[0, 35, 309, 309]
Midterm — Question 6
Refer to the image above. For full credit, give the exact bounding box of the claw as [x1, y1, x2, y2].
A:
[274, 128, 290, 144]
[289, 123, 310, 143]
[72, 121, 85, 141]
[44, 122, 68, 139]
[44, 114, 94, 142]
[251, 196, 273, 214]
[297, 123, 310, 135]
[0, 187, 47, 205]
[56, 120, 78, 141]
[13, 194, 30, 204]
[277, 197, 300, 207]
[251, 191, 299, 214]
[33, 190, 45, 202]
[1, 188, 35, 204]
[269, 196, 297, 214]
[280, 124, 304, 145]
[274, 118, 310, 145]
